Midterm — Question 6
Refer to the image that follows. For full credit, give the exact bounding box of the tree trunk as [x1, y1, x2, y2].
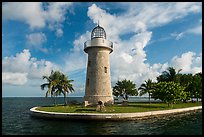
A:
[125, 94, 128, 101]
[122, 96, 126, 100]
[63, 92, 67, 106]
[54, 95, 56, 106]
[122, 94, 128, 106]
[149, 93, 151, 104]
[51, 94, 56, 106]
[123, 94, 128, 101]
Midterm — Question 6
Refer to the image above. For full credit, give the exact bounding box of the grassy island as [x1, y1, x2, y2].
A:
[36, 102, 202, 113]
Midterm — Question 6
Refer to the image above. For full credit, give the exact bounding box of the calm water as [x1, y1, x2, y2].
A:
[2, 97, 202, 135]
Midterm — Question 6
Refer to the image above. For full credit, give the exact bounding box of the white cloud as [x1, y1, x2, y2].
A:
[186, 16, 202, 36]
[187, 24, 202, 35]
[171, 52, 202, 74]
[26, 32, 47, 52]
[63, 3, 201, 87]
[2, 49, 59, 85]
[56, 28, 63, 37]
[6, 3, 198, 87]
[2, 72, 28, 85]
[86, 2, 201, 42]
[122, 2, 202, 29]
[2, 2, 202, 96]
[86, 3, 202, 86]
[2, 2, 45, 29]
[28, 58, 58, 79]
[45, 2, 71, 24]
[171, 32, 185, 40]
[170, 18, 201, 40]
[2, 49, 31, 73]
[45, 2, 72, 36]
[73, 31, 90, 51]
[2, 2, 72, 36]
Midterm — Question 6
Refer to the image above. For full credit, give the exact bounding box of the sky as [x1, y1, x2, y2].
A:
[2, 2, 202, 97]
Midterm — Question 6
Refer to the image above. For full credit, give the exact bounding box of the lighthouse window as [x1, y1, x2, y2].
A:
[104, 67, 107, 73]
[87, 78, 89, 86]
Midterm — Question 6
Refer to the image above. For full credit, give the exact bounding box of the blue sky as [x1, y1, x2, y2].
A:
[2, 2, 202, 97]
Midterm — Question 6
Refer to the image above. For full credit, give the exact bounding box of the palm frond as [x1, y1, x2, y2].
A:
[40, 83, 49, 90]
[139, 90, 147, 96]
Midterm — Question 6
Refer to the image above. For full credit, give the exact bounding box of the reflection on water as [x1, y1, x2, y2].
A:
[29, 110, 202, 135]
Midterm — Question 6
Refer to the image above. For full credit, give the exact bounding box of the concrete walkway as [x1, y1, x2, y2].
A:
[30, 106, 202, 121]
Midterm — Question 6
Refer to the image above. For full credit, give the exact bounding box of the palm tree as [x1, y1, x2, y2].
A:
[139, 79, 154, 103]
[41, 70, 59, 105]
[56, 73, 74, 105]
[157, 67, 182, 82]
[41, 70, 74, 105]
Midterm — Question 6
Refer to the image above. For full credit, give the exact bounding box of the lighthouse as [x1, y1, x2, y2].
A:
[84, 24, 114, 106]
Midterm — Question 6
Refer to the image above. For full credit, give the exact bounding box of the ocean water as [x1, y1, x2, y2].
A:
[2, 97, 202, 135]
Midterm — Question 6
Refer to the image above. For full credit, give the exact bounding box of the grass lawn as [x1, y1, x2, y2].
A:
[36, 102, 202, 113]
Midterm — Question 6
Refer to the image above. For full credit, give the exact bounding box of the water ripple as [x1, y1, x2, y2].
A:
[2, 97, 202, 135]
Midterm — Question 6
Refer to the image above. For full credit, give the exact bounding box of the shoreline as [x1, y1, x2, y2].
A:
[30, 106, 202, 121]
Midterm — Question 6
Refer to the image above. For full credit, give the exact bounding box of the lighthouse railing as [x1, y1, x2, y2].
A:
[84, 39, 113, 49]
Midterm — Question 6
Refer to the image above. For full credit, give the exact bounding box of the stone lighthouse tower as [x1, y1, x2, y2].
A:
[84, 24, 114, 106]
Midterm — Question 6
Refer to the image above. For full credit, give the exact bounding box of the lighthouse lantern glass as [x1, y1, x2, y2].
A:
[91, 26, 106, 39]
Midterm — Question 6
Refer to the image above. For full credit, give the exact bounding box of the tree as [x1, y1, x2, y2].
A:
[187, 73, 202, 102]
[157, 67, 182, 82]
[195, 72, 202, 101]
[177, 72, 202, 102]
[113, 79, 138, 102]
[40, 70, 59, 105]
[55, 73, 74, 105]
[176, 73, 193, 102]
[152, 81, 187, 107]
[138, 79, 155, 104]
[41, 70, 74, 105]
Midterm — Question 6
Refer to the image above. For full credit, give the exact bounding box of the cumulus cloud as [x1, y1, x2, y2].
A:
[88, 3, 202, 86]
[171, 52, 202, 74]
[62, 3, 201, 87]
[26, 32, 47, 53]
[2, 2, 45, 29]
[45, 2, 71, 25]
[2, 49, 31, 73]
[110, 31, 153, 82]
[86, 3, 201, 43]
[2, 72, 28, 85]
[117, 2, 201, 30]
[28, 58, 58, 79]
[2, 2, 72, 36]
[2, 2, 202, 96]
[2, 49, 59, 85]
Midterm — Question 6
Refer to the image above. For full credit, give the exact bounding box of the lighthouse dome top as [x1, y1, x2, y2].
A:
[91, 25, 106, 39]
